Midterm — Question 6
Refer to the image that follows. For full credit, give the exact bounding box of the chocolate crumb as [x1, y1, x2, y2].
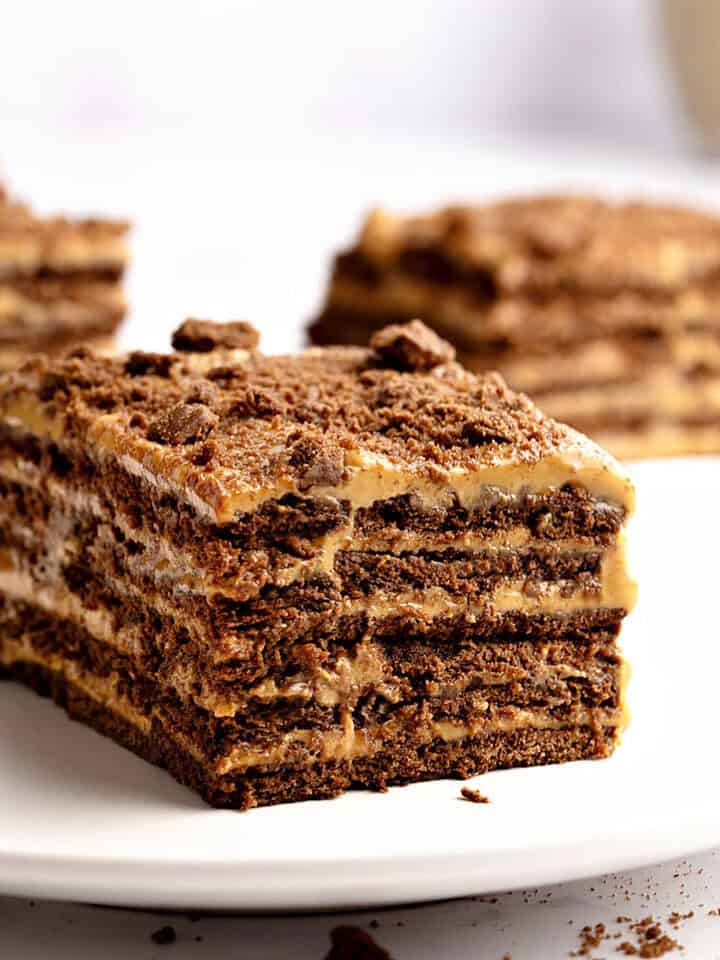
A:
[150, 925, 176, 946]
[288, 435, 345, 490]
[461, 412, 517, 446]
[124, 351, 174, 378]
[172, 318, 260, 353]
[370, 319, 455, 371]
[147, 403, 219, 446]
[325, 925, 393, 959]
[460, 786, 490, 804]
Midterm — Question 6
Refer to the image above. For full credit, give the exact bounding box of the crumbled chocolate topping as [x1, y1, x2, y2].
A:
[147, 402, 219, 446]
[461, 410, 518, 446]
[370, 319, 455, 370]
[354, 196, 720, 294]
[224, 386, 283, 420]
[172, 318, 260, 353]
[325, 925, 393, 959]
[0, 319, 611, 503]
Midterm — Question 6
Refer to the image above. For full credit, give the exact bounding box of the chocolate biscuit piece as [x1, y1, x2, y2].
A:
[459, 786, 490, 804]
[370, 318, 455, 370]
[0, 319, 635, 809]
[172, 318, 260, 353]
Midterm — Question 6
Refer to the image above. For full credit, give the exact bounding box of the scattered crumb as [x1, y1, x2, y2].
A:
[325, 926, 393, 959]
[369, 920, 379, 929]
[460, 787, 490, 804]
[667, 911, 693, 928]
[150, 925, 176, 946]
[571, 922, 607, 956]
[570, 916, 682, 959]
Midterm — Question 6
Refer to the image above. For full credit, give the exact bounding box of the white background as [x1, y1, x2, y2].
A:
[0, 0, 687, 149]
[0, 0, 707, 358]
[3, 2, 720, 957]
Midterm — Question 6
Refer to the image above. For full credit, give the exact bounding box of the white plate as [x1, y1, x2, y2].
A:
[0, 457, 716, 911]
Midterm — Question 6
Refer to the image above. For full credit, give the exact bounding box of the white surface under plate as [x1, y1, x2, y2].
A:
[0, 456, 714, 911]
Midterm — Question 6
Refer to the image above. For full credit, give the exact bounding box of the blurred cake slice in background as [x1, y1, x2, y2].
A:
[0, 184, 129, 368]
[310, 195, 720, 460]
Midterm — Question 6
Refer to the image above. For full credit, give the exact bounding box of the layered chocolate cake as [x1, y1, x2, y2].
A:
[0, 318, 636, 809]
[0, 184, 128, 368]
[310, 195, 720, 459]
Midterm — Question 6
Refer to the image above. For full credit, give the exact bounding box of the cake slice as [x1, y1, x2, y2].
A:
[310, 195, 720, 459]
[0, 318, 636, 809]
[0, 184, 128, 368]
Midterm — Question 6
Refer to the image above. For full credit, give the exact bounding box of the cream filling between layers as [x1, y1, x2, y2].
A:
[0, 284, 125, 332]
[0, 587, 611, 719]
[0, 527, 633, 719]
[0, 396, 635, 523]
[537, 375, 720, 423]
[0, 638, 622, 775]
[594, 424, 720, 461]
[0, 235, 128, 278]
[0, 455, 622, 600]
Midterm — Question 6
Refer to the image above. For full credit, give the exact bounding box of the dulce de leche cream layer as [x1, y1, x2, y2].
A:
[0, 318, 635, 808]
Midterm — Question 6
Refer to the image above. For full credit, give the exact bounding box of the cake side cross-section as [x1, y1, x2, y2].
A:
[0, 318, 636, 809]
[0, 184, 129, 368]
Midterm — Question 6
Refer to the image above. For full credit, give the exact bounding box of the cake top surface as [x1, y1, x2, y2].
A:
[0, 184, 129, 255]
[0, 319, 633, 518]
[356, 194, 720, 293]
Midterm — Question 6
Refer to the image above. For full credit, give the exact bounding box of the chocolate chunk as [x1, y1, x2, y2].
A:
[38, 372, 69, 402]
[150, 925, 176, 946]
[183, 381, 219, 407]
[172, 318, 260, 353]
[147, 403, 219, 445]
[370, 319, 455, 371]
[289, 435, 345, 490]
[124, 352, 174, 378]
[325, 926, 393, 959]
[461, 412, 516, 445]
[459, 786, 490, 804]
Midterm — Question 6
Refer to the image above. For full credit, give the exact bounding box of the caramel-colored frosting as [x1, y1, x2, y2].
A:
[0, 316, 634, 525]
[0, 640, 622, 775]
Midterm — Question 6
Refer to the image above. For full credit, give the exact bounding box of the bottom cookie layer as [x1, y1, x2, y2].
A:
[3, 659, 617, 810]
